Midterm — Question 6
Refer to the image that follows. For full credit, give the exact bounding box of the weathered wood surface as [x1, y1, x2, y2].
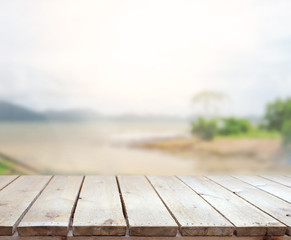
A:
[235, 176, 291, 203]
[1, 234, 291, 240]
[0, 176, 17, 191]
[208, 176, 291, 235]
[73, 176, 126, 236]
[118, 176, 178, 236]
[66, 235, 291, 240]
[17, 176, 83, 236]
[0, 175, 290, 239]
[0, 176, 51, 236]
[261, 176, 291, 188]
[147, 176, 234, 236]
[178, 176, 286, 236]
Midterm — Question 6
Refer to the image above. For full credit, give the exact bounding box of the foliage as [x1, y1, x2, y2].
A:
[190, 97, 291, 146]
[216, 129, 280, 139]
[191, 118, 217, 140]
[0, 162, 9, 175]
[218, 118, 252, 136]
[282, 120, 291, 164]
[191, 117, 280, 140]
[262, 98, 291, 149]
[282, 120, 291, 146]
[262, 98, 291, 131]
[0, 159, 16, 175]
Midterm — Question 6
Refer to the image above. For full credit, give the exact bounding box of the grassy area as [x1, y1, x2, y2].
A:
[0, 163, 7, 174]
[216, 129, 281, 139]
[0, 159, 17, 174]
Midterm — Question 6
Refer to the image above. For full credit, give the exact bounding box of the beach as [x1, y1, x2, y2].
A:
[0, 121, 290, 175]
[0, 121, 194, 175]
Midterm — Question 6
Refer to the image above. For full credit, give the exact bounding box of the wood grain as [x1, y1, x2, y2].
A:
[66, 236, 291, 240]
[208, 176, 290, 235]
[17, 176, 83, 236]
[1, 234, 291, 240]
[260, 176, 291, 188]
[235, 176, 291, 203]
[147, 176, 234, 236]
[0, 176, 51, 236]
[0, 176, 17, 191]
[178, 176, 285, 236]
[73, 176, 126, 236]
[118, 176, 178, 237]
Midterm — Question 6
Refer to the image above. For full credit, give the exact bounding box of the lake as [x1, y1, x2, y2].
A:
[0, 121, 195, 175]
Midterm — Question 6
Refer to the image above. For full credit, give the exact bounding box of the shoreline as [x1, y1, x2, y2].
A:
[134, 136, 291, 174]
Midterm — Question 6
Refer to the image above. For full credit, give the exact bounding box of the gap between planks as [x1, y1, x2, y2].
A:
[146, 176, 234, 236]
[17, 176, 84, 236]
[72, 176, 127, 236]
[1, 175, 290, 238]
[69, 176, 85, 233]
[0, 176, 19, 191]
[117, 176, 178, 237]
[116, 176, 130, 236]
[259, 176, 291, 188]
[178, 176, 286, 237]
[206, 176, 291, 236]
[0, 176, 53, 236]
[233, 176, 291, 203]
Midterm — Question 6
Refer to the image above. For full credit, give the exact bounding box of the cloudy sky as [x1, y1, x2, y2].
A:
[0, 0, 291, 116]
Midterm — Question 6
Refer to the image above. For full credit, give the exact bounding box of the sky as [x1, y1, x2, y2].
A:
[0, 0, 291, 117]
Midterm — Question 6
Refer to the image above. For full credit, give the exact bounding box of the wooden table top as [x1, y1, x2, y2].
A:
[0, 175, 290, 240]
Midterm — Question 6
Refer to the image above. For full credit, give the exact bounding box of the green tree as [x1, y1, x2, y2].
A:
[262, 98, 291, 163]
[262, 98, 291, 131]
[282, 120, 291, 164]
[218, 118, 252, 136]
[191, 118, 217, 140]
[282, 120, 291, 146]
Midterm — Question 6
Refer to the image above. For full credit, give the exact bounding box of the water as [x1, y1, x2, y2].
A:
[0, 121, 195, 175]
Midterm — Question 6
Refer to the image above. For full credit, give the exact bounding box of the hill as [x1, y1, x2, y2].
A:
[43, 109, 101, 121]
[0, 101, 188, 122]
[0, 101, 45, 121]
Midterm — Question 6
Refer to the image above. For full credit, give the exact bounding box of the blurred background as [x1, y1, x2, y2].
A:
[0, 0, 291, 175]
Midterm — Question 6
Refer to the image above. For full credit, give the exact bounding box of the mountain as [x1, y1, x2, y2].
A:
[0, 101, 188, 122]
[43, 109, 102, 121]
[0, 101, 45, 121]
[0, 101, 103, 122]
[0, 101, 263, 123]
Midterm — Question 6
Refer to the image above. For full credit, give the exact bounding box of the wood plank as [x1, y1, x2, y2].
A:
[0, 176, 18, 191]
[178, 176, 285, 236]
[0, 236, 61, 240]
[66, 235, 291, 240]
[1, 234, 291, 240]
[0, 176, 51, 236]
[117, 176, 178, 237]
[235, 176, 291, 203]
[73, 176, 126, 236]
[17, 176, 83, 236]
[147, 176, 234, 236]
[261, 176, 291, 188]
[208, 176, 291, 235]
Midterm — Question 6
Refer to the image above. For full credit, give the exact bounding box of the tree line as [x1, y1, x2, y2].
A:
[191, 97, 291, 150]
